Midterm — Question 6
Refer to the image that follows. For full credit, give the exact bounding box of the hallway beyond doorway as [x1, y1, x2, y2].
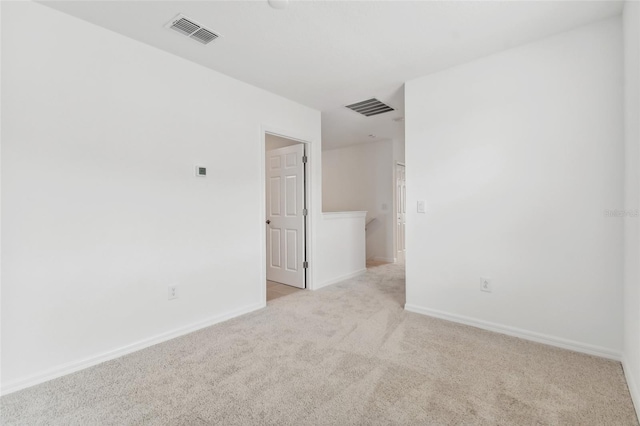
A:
[267, 280, 303, 302]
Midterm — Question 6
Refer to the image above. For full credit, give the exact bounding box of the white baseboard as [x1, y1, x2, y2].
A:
[316, 268, 367, 290]
[1, 302, 266, 396]
[370, 257, 396, 263]
[623, 355, 640, 421]
[404, 304, 621, 361]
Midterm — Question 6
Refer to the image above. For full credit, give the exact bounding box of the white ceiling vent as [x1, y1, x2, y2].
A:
[165, 14, 220, 45]
[345, 98, 395, 117]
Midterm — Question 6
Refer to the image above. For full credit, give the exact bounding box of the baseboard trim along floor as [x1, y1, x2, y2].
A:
[2, 263, 636, 424]
[1, 302, 266, 396]
[404, 304, 621, 361]
[623, 356, 640, 420]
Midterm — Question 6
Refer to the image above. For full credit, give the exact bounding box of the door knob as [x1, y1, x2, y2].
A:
[266, 220, 271, 224]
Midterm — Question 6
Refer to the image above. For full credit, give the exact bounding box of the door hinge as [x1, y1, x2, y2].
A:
[303, 261, 309, 269]
[303, 208, 308, 216]
[302, 155, 308, 164]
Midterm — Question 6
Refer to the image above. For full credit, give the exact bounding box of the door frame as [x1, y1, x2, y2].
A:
[393, 162, 406, 262]
[259, 126, 316, 304]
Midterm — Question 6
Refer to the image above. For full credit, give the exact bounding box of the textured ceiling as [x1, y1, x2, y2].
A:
[41, 1, 623, 149]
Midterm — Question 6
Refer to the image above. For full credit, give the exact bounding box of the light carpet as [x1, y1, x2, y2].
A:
[1, 262, 638, 425]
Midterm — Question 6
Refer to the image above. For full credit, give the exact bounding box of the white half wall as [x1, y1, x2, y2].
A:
[1, 2, 321, 393]
[623, 0, 640, 417]
[323, 141, 395, 261]
[317, 212, 367, 288]
[405, 17, 624, 357]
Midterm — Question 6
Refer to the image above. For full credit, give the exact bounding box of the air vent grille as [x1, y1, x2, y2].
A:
[345, 98, 394, 117]
[191, 28, 219, 44]
[171, 18, 200, 36]
[166, 14, 220, 45]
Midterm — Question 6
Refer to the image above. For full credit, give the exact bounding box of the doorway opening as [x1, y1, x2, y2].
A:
[395, 162, 406, 264]
[264, 133, 308, 302]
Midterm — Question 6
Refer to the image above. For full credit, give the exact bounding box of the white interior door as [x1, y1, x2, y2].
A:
[396, 164, 406, 263]
[266, 144, 305, 288]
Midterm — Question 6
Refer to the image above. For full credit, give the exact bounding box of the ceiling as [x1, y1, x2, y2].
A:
[42, 1, 623, 150]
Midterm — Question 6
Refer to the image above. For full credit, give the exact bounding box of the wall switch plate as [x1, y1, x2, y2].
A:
[417, 200, 426, 213]
[168, 285, 179, 300]
[480, 277, 492, 293]
[195, 166, 206, 177]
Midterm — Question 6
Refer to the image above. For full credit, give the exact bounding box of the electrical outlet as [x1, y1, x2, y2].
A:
[168, 285, 179, 300]
[480, 277, 492, 293]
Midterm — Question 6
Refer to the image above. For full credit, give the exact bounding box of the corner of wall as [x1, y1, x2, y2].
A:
[623, 356, 640, 421]
[623, 0, 640, 421]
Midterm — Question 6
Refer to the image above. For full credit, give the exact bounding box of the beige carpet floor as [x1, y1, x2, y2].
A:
[1, 262, 638, 425]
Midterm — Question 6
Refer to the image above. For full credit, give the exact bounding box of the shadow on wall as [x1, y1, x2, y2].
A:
[365, 213, 389, 261]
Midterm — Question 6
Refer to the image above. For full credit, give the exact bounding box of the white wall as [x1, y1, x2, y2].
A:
[623, 0, 640, 416]
[405, 17, 624, 358]
[323, 141, 395, 262]
[393, 138, 406, 166]
[1, 2, 321, 392]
